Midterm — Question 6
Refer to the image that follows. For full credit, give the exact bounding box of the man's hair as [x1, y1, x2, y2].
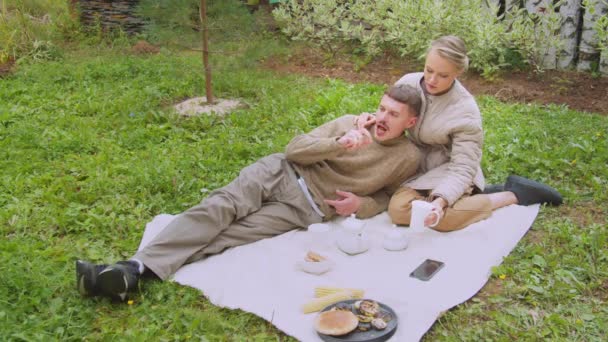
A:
[385, 84, 422, 117]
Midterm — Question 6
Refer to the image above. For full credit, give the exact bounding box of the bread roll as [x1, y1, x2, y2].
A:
[314, 310, 358, 336]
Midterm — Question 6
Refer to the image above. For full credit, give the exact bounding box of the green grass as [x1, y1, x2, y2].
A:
[1, 8, 607, 342]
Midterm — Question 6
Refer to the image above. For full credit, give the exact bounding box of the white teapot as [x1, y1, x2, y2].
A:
[336, 214, 370, 255]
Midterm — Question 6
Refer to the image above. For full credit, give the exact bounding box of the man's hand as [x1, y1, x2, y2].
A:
[324, 190, 361, 216]
[354, 112, 376, 130]
[337, 128, 372, 150]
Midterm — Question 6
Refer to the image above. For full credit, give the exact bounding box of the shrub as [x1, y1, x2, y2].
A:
[0, 0, 78, 62]
[136, 0, 255, 48]
[272, 0, 565, 76]
[583, 0, 608, 53]
[504, 2, 564, 73]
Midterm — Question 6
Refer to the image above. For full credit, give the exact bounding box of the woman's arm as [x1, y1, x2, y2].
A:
[430, 116, 483, 205]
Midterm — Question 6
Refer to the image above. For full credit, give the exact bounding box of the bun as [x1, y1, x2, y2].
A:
[314, 310, 358, 336]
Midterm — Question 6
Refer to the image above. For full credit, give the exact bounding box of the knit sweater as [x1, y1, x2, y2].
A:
[285, 115, 420, 219]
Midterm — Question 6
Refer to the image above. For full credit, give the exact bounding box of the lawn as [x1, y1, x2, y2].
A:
[1, 13, 607, 342]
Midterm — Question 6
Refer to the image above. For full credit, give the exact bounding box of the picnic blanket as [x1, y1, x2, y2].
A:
[138, 204, 540, 341]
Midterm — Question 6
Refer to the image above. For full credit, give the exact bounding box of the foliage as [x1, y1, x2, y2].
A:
[136, 0, 257, 48]
[504, 1, 565, 73]
[0, 2, 607, 341]
[272, 0, 359, 58]
[0, 0, 78, 62]
[583, 0, 608, 53]
[1, 41, 607, 339]
[272, 0, 565, 76]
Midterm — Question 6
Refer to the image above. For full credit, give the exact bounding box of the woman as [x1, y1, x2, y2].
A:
[357, 36, 562, 231]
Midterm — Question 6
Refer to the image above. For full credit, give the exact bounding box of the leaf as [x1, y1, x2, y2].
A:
[529, 285, 546, 294]
[532, 255, 546, 268]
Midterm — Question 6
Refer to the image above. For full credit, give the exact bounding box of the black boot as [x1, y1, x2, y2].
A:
[504, 175, 563, 206]
[97, 261, 141, 301]
[482, 184, 504, 194]
[76, 260, 108, 297]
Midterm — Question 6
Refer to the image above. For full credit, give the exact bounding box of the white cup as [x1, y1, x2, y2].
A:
[410, 200, 440, 232]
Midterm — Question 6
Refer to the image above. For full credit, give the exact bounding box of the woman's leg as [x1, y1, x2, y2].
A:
[388, 187, 494, 232]
[388, 187, 424, 225]
[433, 194, 493, 232]
[487, 191, 518, 209]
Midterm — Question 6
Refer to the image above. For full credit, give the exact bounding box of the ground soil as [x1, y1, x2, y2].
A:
[263, 49, 608, 116]
[0, 57, 15, 78]
[131, 40, 160, 55]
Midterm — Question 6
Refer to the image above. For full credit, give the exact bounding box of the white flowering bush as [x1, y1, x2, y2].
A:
[273, 1, 360, 57]
[273, 0, 565, 76]
[504, 2, 564, 73]
[583, 0, 608, 53]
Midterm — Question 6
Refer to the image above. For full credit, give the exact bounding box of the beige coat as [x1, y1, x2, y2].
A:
[395, 73, 485, 205]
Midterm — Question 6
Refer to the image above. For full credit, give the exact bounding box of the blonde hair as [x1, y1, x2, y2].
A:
[428, 36, 469, 72]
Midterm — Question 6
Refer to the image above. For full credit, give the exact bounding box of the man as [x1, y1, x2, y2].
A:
[76, 84, 422, 301]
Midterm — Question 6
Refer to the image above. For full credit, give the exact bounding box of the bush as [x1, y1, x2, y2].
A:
[136, 0, 256, 48]
[583, 0, 608, 53]
[0, 0, 78, 62]
[272, 0, 564, 76]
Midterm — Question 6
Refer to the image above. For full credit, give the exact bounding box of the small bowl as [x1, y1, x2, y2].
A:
[296, 259, 333, 275]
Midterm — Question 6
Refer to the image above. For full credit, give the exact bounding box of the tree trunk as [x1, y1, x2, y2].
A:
[577, 0, 607, 71]
[558, 0, 583, 70]
[68, 0, 79, 19]
[200, 0, 214, 104]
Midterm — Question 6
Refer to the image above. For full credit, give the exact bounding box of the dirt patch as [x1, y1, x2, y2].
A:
[558, 202, 607, 227]
[132, 40, 160, 55]
[0, 57, 16, 78]
[525, 229, 546, 245]
[478, 278, 504, 299]
[174, 97, 245, 116]
[595, 279, 608, 301]
[263, 48, 608, 115]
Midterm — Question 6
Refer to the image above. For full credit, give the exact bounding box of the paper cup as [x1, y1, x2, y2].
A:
[410, 200, 439, 232]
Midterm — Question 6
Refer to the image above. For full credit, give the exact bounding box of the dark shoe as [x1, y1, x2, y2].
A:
[76, 260, 108, 297]
[504, 175, 563, 206]
[482, 184, 504, 194]
[97, 261, 141, 301]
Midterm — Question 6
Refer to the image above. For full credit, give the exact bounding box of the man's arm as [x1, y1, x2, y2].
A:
[285, 115, 371, 165]
[323, 190, 389, 219]
[355, 192, 391, 219]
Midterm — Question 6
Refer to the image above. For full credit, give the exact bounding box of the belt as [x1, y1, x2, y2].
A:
[294, 171, 325, 218]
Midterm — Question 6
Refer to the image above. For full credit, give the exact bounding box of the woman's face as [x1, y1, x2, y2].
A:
[423, 49, 462, 95]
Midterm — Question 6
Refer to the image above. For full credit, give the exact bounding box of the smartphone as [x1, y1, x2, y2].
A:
[409, 259, 445, 281]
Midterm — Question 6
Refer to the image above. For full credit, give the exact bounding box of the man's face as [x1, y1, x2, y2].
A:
[423, 49, 462, 95]
[373, 95, 417, 141]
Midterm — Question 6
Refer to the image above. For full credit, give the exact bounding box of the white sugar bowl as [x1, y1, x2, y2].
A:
[382, 225, 409, 251]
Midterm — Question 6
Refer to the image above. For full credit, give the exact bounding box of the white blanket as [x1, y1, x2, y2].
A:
[138, 204, 539, 341]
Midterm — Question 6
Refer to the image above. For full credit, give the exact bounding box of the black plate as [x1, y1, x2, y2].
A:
[317, 299, 398, 342]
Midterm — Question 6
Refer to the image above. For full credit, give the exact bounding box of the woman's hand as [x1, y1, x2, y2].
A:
[425, 197, 447, 226]
[354, 112, 376, 130]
